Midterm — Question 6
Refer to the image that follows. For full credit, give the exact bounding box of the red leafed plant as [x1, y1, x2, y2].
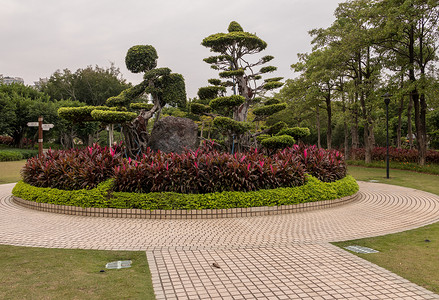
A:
[21, 141, 347, 193]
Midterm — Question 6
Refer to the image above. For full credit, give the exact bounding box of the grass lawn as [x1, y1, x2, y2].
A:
[334, 166, 439, 294]
[0, 245, 155, 300]
[0, 160, 26, 184]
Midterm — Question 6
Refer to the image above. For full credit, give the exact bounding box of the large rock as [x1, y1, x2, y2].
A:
[148, 116, 198, 153]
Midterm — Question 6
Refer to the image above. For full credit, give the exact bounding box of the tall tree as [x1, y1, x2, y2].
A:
[373, 0, 439, 164]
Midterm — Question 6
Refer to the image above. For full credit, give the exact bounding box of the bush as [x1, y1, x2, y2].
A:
[21, 142, 347, 193]
[277, 127, 311, 139]
[22, 144, 124, 190]
[113, 143, 305, 193]
[0, 151, 23, 161]
[0, 149, 38, 161]
[12, 175, 359, 210]
[261, 135, 296, 150]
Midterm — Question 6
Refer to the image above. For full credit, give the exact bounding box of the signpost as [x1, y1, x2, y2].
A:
[27, 116, 54, 157]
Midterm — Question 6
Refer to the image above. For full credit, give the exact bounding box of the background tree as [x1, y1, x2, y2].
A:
[41, 64, 131, 106]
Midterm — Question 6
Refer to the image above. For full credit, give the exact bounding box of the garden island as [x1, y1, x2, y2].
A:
[11, 22, 358, 214]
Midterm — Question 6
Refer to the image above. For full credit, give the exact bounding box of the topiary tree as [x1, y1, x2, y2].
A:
[58, 45, 187, 156]
[198, 21, 284, 152]
[201, 21, 284, 123]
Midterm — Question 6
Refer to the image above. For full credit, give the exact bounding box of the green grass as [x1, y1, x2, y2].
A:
[0, 160, 26, 184]
[348, 165, 439, 195]
[335, 166, 439, 294]
[0, 245, 155, 299]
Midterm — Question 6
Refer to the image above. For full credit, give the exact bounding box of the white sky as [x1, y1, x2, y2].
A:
[1, 0, 343, 99]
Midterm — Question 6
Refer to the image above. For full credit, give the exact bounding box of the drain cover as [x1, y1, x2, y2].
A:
[344, 245, 379, 254]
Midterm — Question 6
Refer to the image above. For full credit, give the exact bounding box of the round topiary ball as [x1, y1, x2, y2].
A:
[125, 45, 158, 73]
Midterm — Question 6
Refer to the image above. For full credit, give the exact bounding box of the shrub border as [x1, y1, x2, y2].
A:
[12, 175, 359, 219]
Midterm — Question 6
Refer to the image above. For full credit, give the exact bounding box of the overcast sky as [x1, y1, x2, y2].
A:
[1, 0, 343, 99]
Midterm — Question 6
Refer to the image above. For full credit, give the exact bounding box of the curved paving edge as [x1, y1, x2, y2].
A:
[2, 181, 439, 299]
[1, 181, 439, 250]
[11, 193, 359, 219]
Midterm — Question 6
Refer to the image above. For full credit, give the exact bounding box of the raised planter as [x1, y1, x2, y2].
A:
[12, 192, 359, 219]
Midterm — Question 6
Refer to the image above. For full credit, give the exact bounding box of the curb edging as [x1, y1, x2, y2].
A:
[12, 192, 359, 219]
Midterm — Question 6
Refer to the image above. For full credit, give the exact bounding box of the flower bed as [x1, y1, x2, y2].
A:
[16, 142, 357, 212]
[22, 142, 347, 193]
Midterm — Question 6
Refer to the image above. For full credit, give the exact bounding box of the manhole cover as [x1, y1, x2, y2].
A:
[344, 245, 379, 254]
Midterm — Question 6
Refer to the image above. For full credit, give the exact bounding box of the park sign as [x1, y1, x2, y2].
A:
[42, 124, 54, 131]
[27, 116, 54, 157]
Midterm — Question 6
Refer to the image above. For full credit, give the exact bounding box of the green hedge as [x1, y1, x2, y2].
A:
[0, 149, 38, 161]
[261, 135, 296, 150]
[12, 175, 359, 210]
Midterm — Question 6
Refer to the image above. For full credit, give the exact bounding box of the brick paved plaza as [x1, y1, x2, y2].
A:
[1, 182, 439, 299]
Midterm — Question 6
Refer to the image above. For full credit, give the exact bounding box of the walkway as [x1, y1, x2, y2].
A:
[1, 182, 439, 299]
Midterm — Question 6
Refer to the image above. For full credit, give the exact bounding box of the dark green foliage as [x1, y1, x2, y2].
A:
[253, 103, 287, 116]
[41, 65, 130, 106]
[219, 69, 245, 78]
[261, 135, 296, 150]
[202, 31, 267, 53]
[260, 66, 277, 73]
[197, 86, 226, 100]
[130, 103, 154, 110]
[208, 79, 222, 86]
[261, 55, 274, 63]
[160, 73, 187, 108]
[264, 98, 281, 105]
[213, 116, 250, 135]
[210, 95, 245, 110]
[190, 103, 211, 115]
[203, 55, 233, 64]
[143, 67, 171, 80]
[12, 175, 358, 210]
[264, 77, 284, 82]
[267, 121, 288, 135]
[90, 110, 137, 124]
[228, 21, 244, 32]
[256, 134, 271, 142]
[277, 127, 311, 139]
[125, 45, 158, 73]
[58, 106, 110, 123]
[263, 81, 284, 90]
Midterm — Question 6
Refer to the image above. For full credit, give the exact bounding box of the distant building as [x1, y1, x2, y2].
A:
[0, 75, 24, 85]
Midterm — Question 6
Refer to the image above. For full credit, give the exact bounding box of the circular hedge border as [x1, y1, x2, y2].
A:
[12, 175, 359, 218]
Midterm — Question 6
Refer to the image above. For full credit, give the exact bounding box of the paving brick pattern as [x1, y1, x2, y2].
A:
[1, 181, 439, 299]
